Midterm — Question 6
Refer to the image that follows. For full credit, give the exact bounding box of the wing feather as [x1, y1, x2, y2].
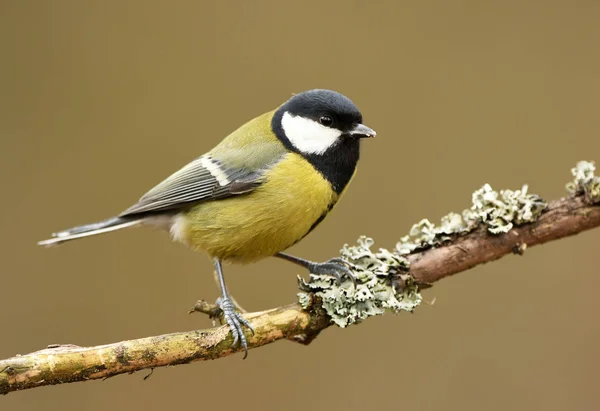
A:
[119, 155, 266, 216]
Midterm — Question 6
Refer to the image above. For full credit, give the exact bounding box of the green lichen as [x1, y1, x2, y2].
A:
[298, 184, 547, 327]
[566, 161, 600, 204]
[297, 236, 421, 328]
[298, 161, 600, 328]
[396, 183, 547, 254]
[469, 184, 548, 233]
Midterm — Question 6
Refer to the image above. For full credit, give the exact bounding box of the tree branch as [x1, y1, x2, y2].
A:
[2, 177, 599, 395]
[408, 195, 600, 284]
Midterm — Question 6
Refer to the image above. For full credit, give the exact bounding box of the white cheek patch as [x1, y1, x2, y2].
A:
[281, 111, 342, 155]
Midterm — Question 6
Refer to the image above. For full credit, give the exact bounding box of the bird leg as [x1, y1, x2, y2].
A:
[275, 253, 357, 286]
[212, 258, 254, 359]
[212, 269, 247, 313]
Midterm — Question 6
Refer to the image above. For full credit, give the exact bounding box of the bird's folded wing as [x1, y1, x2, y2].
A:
[119, 154, 270, 216]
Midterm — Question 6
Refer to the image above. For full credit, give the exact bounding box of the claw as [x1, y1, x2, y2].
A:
[237, 315, 255, 336]
[308, 258, 357, 288]
[276, 253, 357, 288]
[217, 297, 254, 359]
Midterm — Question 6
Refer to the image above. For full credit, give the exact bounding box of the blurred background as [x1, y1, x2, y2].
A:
[1, 1, 599, 410]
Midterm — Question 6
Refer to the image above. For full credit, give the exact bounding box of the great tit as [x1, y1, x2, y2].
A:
[39, 89, 376, 357]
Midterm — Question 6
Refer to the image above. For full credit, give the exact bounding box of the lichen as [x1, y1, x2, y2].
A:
[396, 183, 547, 254]
[298, 184, 547, 327]
[296, 161, 600, 328]
[566, 161, 600, 204]
[297, 236, 421, 328]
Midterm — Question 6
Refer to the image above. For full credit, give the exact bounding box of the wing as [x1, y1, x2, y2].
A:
[119, 154, 267, 216]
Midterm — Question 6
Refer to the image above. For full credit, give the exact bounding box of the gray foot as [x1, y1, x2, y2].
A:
[307, 258, 356, 286]
[216, 297, 254, 359]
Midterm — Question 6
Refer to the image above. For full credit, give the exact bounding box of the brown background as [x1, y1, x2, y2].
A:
[1, 1, 599, 410]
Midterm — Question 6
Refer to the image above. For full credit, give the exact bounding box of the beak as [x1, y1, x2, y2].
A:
[348, 123, 376, 139]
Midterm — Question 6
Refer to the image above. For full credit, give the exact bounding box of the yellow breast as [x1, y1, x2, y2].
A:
[179, 153, 338, 263]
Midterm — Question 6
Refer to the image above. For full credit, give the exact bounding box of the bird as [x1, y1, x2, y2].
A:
[39, 89, 376, 357]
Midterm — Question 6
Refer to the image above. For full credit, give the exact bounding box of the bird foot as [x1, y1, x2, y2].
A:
[307, 258, 357, 286]
[216, 297, 254, 359]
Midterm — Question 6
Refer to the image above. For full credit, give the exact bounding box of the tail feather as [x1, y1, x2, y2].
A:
[38, 217, 141, 247]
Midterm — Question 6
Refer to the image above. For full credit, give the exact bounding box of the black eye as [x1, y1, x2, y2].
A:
[319, 115, 333, 127]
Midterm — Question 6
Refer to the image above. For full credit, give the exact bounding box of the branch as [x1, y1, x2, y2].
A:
[408, 195, 600, 284]
[2, 163, 599, 395]
[0, 303, 330, 395]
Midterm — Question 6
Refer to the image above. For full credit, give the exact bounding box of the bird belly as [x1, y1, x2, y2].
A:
[178, 153, 338, 263]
